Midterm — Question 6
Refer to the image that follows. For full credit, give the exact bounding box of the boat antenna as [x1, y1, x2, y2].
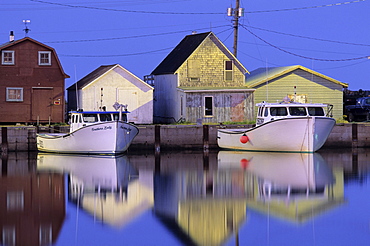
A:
[74, 65, 80, 110]
[265, 60, 269, 101]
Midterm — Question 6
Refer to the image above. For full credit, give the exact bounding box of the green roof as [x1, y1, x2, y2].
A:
[245, 65, 348, 88]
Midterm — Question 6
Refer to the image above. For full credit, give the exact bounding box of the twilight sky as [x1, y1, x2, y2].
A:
[1, 0, 369, 90]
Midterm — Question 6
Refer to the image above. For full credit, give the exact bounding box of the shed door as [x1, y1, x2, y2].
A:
[231, 94, 245, 122]
[32, 88, 52, 122]
[118, 89, 138, 122]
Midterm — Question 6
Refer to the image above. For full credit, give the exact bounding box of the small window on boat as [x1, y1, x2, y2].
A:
[83, 114, 98, 123]
[112, 113, 128, 122]
[308, 107, 325, 116]
[270, 107, 287, 116]
[289, 107, 307, 116]
[264, 108, 268, 117]
[99, 114, 112, 121]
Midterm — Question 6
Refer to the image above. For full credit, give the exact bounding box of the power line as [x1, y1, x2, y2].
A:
[244, 24, 370, 47]
[29, 0, 366, 14]
[240, 24, 369, 62]
[29, 0, 222, 14]
[59, 47, 173, 57]
[44, 25, 229, 43]
[244, 0, 366, 13]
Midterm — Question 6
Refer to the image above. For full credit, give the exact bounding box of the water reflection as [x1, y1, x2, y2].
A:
[37, 153, 154, 228]
[0, 149, 368, 246]
[218, 151, 344, 223]
[0, 152, 64, 246]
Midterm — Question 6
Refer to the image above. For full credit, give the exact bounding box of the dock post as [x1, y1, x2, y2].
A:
[155, 125, 161, 153]
[154, 125, 161, 173]
[352, 123, 358, 148]
[203, 125, 209, 150]
[1, 127, 8, 154]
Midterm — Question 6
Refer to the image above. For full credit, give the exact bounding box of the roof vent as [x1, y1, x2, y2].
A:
[9, 31, 14, 42]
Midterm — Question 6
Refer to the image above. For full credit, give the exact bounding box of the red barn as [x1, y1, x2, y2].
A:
[0, 33, 69, 124]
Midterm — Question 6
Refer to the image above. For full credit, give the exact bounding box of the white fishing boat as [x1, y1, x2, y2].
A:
[37, 104, 139, 154]
[218, 98, 336, 152]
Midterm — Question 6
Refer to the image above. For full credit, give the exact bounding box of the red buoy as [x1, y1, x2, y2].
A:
[240, 134, 249, 144]
[240, 158, 249, 169]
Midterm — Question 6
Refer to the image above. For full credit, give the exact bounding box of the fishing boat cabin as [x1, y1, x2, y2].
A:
[69, 110, 129, 132]
[256, 101, 333, 126]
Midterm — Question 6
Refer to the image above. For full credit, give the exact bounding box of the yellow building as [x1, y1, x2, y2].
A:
[150, 32, 254, 124]
[245, 65, 348, 120]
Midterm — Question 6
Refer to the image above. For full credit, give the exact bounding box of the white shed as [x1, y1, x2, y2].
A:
[67, 64, 153, 124]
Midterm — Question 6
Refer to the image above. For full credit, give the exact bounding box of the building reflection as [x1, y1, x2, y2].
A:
[1, 148, 367, 246]
[0, 152, 65, 246]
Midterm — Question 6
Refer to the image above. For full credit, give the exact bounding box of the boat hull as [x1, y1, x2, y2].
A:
[37, 121, 139, 154]
[217, 117, 335, 152]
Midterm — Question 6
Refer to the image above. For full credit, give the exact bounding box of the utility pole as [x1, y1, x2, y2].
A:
[227, 0, 243, 57]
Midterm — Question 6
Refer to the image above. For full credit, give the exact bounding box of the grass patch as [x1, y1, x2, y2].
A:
[221, 120, 256, 125]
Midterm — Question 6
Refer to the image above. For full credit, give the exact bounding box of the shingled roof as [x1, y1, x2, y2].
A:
[151, 32, 247, 76]
[151, 32, 211, 75]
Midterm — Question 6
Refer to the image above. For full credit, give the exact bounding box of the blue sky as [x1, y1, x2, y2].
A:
[1, 0, 369, 90]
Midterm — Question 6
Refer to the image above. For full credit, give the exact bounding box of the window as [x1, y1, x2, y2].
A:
[2, 227, 15, 246]
[7, 191, 24, 211]
[270, 107, 287, 116]
[180, 96, 184, 116]
[99, 113, 112, 121]
[289, 107, 307, 116]
[224, 60, 233, 81]
[204, 96, 213, 116]
[308, 107, 325, 116]
[38, 51, 51, 65]
[2, 50, 14, 65]
[39, 225, 52, 245]
[187, 59, 200, 80]
[83, 114, 98, 123]
[6, 88, 23, 102]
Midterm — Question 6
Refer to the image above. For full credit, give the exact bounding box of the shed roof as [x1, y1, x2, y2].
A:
[245, 65, 348, 88]
[67, 64, 153, 90]
[68, 65, 116, 90]
[151, 32, 247, 75]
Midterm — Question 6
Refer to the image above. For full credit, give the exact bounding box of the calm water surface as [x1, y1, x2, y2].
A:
[1, 148, 369, 246]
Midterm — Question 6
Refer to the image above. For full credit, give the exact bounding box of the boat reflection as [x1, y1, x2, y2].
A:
[37, 153, 154, 228]
[218, 151, 345, 223]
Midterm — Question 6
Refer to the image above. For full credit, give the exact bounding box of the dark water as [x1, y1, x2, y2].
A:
[1, 149, 369, 246]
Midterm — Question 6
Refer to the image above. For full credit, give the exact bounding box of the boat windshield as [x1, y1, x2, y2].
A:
[289, 107, 307, 116]
[270, 107, 288, 116]
[307, 107, 325, 116]
[99, 113, 112, 121]
[83, 114, 98, 123]
[112, 113, 128, 122]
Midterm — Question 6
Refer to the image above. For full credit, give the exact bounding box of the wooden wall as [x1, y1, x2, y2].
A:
[0, 39, 66, 123]
[253, 70, 344, 120]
